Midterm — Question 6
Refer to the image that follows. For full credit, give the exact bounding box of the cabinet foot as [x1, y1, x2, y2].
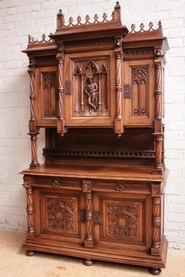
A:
[83, 259, 93, 266]
[26, 249, 35, 256]
[149, 268, 161, 275]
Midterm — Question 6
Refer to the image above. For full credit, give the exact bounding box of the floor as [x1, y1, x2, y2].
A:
[0, 229, 185, 277]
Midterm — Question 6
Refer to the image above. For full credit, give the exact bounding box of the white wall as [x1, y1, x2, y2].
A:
[0, 0, 185, 249]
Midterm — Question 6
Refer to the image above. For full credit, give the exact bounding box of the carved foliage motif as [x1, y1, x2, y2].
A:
[46, 198, 74, 230]
[131, 67, 148, 117]
[73, 59, 108, 116]
[42, 72, 57, 117]
[106, 203, 139, 238]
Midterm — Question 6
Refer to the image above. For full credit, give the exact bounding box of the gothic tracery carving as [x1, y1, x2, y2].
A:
[46, 198, 75, 230]
[73, 59, 108, 115]
[42, 72, 57, 118]
[106, 203, 139, 238]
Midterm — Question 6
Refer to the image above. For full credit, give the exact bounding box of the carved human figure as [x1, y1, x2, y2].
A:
[84, 76, 98, 113]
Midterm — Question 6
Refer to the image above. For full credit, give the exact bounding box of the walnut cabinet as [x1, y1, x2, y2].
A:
[21, 2, 169, 275]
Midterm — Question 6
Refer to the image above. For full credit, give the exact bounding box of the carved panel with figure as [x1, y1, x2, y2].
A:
[64, 51, 116, 126]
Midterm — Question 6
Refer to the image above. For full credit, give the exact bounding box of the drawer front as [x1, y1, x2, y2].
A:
[33, 176, 81, 190]
[93, 180, 151, 194]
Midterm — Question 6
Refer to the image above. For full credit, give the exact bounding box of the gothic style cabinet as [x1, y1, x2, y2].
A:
[21, 2, 169, 275]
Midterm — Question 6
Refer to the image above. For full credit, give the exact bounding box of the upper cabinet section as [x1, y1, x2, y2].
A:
[23, 2, 168, 136]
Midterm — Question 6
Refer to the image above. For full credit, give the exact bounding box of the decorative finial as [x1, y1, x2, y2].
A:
[148, 22, 154, 31]
[115, 1, 120, 9]
[57, 9, 65, 29]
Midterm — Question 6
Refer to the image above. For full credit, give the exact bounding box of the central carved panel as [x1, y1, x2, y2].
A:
[72, 58, 109, 116]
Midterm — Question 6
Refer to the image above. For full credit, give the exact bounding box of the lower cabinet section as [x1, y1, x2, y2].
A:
[23, 174, 168, 275]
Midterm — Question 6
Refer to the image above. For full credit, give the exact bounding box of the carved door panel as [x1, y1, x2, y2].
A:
[94, 191, 152, 253]
[36, 66, 58, 126]
[123, 60, 154, 126]
[34, 187, 86, 244]
[64, 50, 116, 127]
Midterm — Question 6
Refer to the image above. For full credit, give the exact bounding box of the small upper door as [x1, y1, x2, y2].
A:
[123, 59, 155, 127]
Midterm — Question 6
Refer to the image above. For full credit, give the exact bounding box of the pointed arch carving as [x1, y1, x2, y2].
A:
[72, 57, 109, 116]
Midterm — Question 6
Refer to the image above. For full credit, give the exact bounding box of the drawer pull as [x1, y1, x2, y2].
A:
[116, 183, 125, 191]
[52, 180, 60, 187]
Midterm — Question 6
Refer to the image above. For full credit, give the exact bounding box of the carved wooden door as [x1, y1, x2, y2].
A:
[93, 184, 152, 253]
[64, 51, 116, 127]
[35, 66, 58, 127]
[123, 59, 155, 127]
[33, 180, 86, 245]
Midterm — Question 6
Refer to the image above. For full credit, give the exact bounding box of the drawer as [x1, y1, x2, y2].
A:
[32, 176, 81, 190]
[93, 180, 151, 194]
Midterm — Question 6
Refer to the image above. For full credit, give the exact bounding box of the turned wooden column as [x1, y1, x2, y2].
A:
[114, 41, 124, 137]
[23, 177, 35, 238]
[28, 62, 39, 168]
[82, 180, 94, 248]
[151, 183, 161, 256]
[153, 54, 163, 173]
[56, 46, 66, 136]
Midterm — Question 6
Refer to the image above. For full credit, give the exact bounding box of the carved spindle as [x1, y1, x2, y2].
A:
[28, 65, 39, 168]
[155, 61, 162, 121]
[82, 180, 94, 248]
[28, 69, 36, 122]
[115, 52, 122, 118]
[23, 178, 35, 239]
[153, 57, 163, 173]
[114, 50, 123, 136]
[56, 50, 66, 136]
[30, 134, 39, 167]
[153, 133, 163, 173]
[151, 196, 161, 255]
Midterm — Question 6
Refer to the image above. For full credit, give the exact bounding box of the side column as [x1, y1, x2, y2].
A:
[114, 38, 124, 137]
[82, 180, 94, 248]
[56, 45, 66, 136]
[23, 176, 35, 256]
[153, 50, 164, 173]
[28, 61, 39, 167]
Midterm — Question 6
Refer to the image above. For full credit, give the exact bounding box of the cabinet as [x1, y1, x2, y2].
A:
[21, 2, 169, 275]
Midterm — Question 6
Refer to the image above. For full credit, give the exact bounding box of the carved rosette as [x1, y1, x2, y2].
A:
[23, 177, 35, 239]
[82, 180, 94, 248]
[151, 183, 161, 255]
